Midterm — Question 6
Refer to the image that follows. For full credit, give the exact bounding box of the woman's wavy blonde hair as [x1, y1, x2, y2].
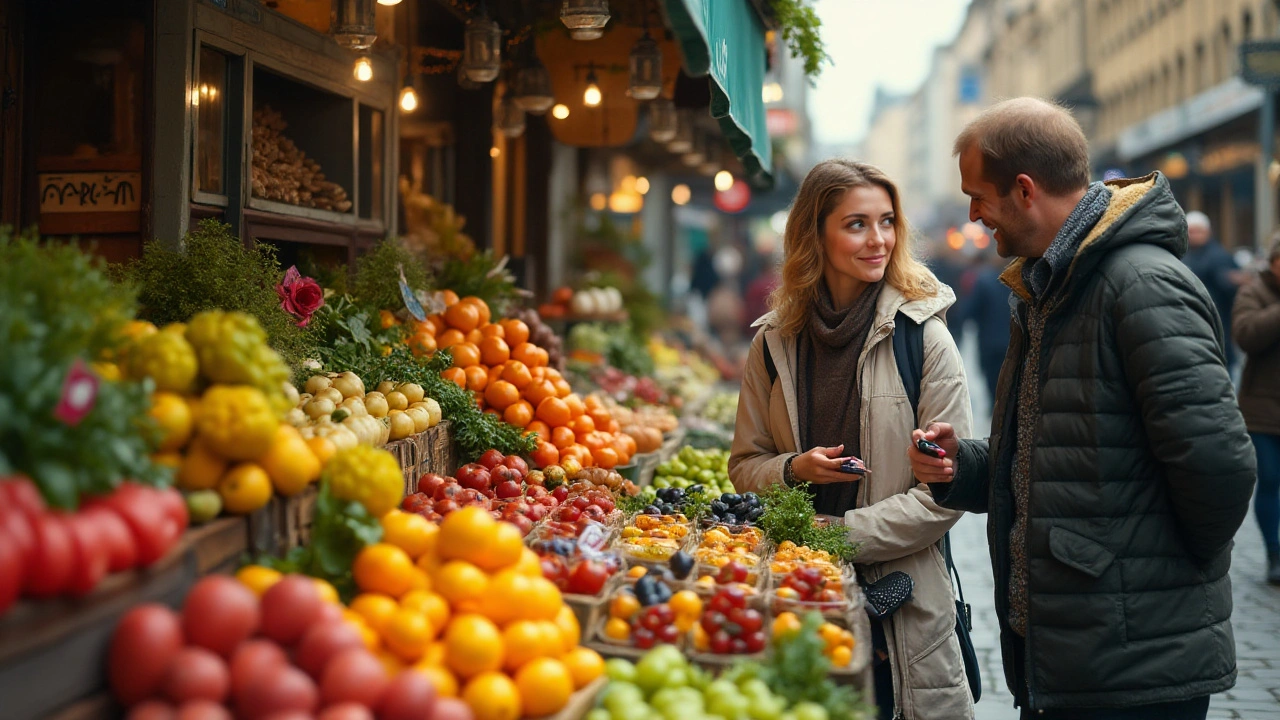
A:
[768, 159, 937, 337]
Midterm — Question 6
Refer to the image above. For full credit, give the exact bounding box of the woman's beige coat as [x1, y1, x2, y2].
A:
[729, 282, 975, 720]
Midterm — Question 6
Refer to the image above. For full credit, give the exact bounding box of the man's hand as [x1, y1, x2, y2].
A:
[792, 444, 858, 484]
[910, 423, 958, 484]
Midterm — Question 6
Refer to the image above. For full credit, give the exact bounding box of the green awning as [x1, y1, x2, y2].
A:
[664, 0, 773, 189]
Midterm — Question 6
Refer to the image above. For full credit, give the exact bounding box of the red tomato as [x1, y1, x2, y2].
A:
[566, 559, 610, 596]
[377, 669, 438, 720]
[235, 664, 318, 720]
[109, 604, 185, 706]
[162, 647, 230, 704]
[65, 511, 111, 596]
[317, 703, 375, 720]
[175, 700, 233, 720]
[477, 449, 506, 470]
[416, 473, 449, 497]
[0, 505, 35, 579]
[259, 575, 324, 645]
[153, 486, 190, 538]
[294, 620, 366, 679]
[183, 575, 260, 658]
[82, 505, 139, 572]
[320, 648, 389, 708]
[24, 513, 75, 597]
[96, 484, 181, 567]
[0, 476, 47, 516]
[229, 640, 289, 697]
[127, 700, 177, 720]
[0, 526, 25, 614]
[500, 455, 529, 478]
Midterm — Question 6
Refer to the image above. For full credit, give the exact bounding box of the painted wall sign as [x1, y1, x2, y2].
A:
[39, 172, 142, 214]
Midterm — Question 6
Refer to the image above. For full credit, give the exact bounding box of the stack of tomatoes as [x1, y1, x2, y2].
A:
[401, 450, 560, 536]
[0, 477, 187, 616]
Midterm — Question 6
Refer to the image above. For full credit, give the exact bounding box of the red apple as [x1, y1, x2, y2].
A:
[433, 482, 462, 503]
[551, 486, 569, 503]
[500, 456, 529, 478]
[455, 464, 491, 493]
[434, 499, 459, 516]
[527, 504, 548, 522]
[477, 450, 506, 471]
[416, 473, 449, 497]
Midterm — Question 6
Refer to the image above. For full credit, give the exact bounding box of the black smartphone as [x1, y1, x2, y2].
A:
[839, 456, 867, 475]
[916, 438, 947, 459]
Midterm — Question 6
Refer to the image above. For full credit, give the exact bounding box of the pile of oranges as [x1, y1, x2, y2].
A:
[340, 507, 606, 720]
[405, 292, 638, 471]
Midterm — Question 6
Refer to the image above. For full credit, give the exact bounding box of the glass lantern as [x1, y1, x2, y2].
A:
[683, 131, 706, 167]
[463, 15, 502, 83]
[494, 91, 526, 139]
[627, 32, 662, 100]
[457, 61, 481, 90]
[514, 62, 555, 114]
[334, 0, 377, 50]
[648, 98, 677, 143]
[561, 0, 610, 40]
[667, 110, 695, 153]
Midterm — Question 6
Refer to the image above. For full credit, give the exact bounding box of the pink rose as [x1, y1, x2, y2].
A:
[276, 266, 325, 327]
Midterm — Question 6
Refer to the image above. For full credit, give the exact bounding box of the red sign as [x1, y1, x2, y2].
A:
[767, 109, 797, 137]
[714, 182, 751, 213]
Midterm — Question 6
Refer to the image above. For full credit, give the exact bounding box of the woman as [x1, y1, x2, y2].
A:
[729, 160, 973, 720]
[1233, 239, 1280, 585]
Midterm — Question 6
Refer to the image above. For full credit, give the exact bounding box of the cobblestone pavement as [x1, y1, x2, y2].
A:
[953, 330, 1280, 719]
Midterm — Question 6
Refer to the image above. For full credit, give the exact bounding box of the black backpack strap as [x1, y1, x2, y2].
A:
[764, 341, 778, 387]
[943, 534, 972, 631]
[892, 310, 925, 418]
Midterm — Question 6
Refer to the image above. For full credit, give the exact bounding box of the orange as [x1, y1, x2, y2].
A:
[582, 432, 606, 453]
[511, 343, 541, 368]
[523, 379, 557, 407]
[543, 367, 563, 380]
[384, 607, 436, 661]
[465, 365, 490, 392]
[178, 438, 228, 492]
[531, 441, 559, 469]
[413, 663, 459, 697]
[378, 648, 406, 675]
[499, 319, 530, 347]
[402, 590, 451, 630]
[313, 578, 341, 604]
[484, 408, 502, 419]
[515, 658, 573, 717]
[451, 342, 482, 369]
[480, 323, 505, 339]
[517, 577, 563, 622]
[218, 463, 273, 514]
[501, 361, 532, 390]
[444, 302, 481, 332]
[564, 445, 594, 468]
[438, 328, 467, 349]
[382, 510, 438, 559]
[461, 297, 492, 325]
[534, 620, 567, 655]
[553, 605, 580, 649]
[341, 610, 381, 651]
[445, 614, 505, 679]
[442, 367, 467, 388]
[610, 593, 641, 620]
[553, 379, 573, 398]
[607, 419, 620, 434]
[502, 620, 550, 671]
[479, 336, 511, 366]
[604, 617, 631, 641]
[463, 671, 522, 720]
[409, 331, 438, 357]
[515, 547, 543, 578]
[530, 366, 547, 381]
[235, 565, 282, 597]
[353, 543, 418, 598]
[305, 436, 337, 465]
[480, 570, 530, 625]
[551, 426, 576, 450]
[504, 400, 534, 429]
[618, 433, 638, 458]
[433, 560, 490, 609]
[593, 446, 619, 469]
[564, 395, 586, 420]
[439, 289, 461, 306]
[350, 592, 401, 634]
[588, 407, 613, 429]
[526, 421, 551, 442]
[561, 647, 605, 690]
[478, 521, 525, 572]
[831, 645, 853, 667]
[438, 507, 498, 554]
[466, 328, 484, 345]
[484, 381, 520, 411]
[536, 397, 571, 427]
[150, 392, 193, 453]
[419, 641, 448, 667]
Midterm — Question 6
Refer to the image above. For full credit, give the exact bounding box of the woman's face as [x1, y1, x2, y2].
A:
[822, 185, 897, 285]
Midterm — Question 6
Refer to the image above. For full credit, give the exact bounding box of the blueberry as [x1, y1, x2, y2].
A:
[722, 494, 741, 506]
[724, 513, 738, 525]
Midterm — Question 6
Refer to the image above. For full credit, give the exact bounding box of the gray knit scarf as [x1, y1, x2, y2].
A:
[1020, 182, 1112, 303]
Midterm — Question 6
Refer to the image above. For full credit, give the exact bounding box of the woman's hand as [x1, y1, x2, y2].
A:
[792, 444, 858, 484]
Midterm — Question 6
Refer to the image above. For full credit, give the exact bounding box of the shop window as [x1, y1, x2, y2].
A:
[358, 104, 385, 221]
[196, 47, 230, 198]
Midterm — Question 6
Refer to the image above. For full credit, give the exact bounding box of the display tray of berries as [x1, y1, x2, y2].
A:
[590, 574, 697, 658]
[770, 610, 869, 675]
[703, 491, 764, 527]
[767, 564, 857, 618]
[687, 586, 769, 664]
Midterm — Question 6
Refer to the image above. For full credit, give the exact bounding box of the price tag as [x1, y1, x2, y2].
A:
[55, 358, 100, 426]
[398, 264, 426, 322]
[577, 523, 607, 558]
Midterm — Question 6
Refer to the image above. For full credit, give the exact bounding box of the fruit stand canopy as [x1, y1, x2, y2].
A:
[663, 0, 774, 189]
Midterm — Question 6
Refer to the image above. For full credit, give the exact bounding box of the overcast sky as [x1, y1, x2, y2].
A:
[807, 0, 970, 146]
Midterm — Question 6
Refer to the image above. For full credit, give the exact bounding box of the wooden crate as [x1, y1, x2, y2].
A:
[0, 518, 249, 720]
[246, 487, 319, 559]
[394, 421, 458, 494]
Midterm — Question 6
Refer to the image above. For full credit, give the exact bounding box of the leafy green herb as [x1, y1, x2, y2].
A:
[433, 250, 525, 318]
[758, 482, 858, 560]
[351, 239, 432, 312]
[0, 228, 168, 508]
[259, 482, 382, 601]
[769, 0, 829, 78]
[681, 490, 713, 523]
[125, 220, 319, 368]
[617, 492, 650, 515]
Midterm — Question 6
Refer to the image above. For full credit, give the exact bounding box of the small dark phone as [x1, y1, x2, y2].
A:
[916, 438, 947, 458]
[839, 456, 867, 476]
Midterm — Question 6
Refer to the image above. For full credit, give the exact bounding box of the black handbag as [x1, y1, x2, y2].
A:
[862, 571, 914, 620]
[896, 314, 983, 703]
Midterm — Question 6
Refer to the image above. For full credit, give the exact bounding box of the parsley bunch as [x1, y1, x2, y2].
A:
[758, 482, 858, 560]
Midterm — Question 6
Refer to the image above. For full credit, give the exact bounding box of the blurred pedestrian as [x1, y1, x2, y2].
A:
[730, 159, 973, 720]
[1183, 211, 1243, 370]
[908, 98, 1256, 720]
[965, 251, 1012, 399]
[1233, 238, 1280, 584]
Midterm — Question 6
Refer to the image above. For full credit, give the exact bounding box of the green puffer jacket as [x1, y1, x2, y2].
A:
[933, 173, 1256, 711]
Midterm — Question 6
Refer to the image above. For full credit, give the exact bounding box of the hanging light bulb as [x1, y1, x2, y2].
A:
[648, 98, 677, 143]
[561, 0, 610, 40]
[354, 56, 374, 82]
[494, 90, 526, 138]
[462, 14, 501, 83]
[671, 183, 691, 206]
[635, 176, 650, 194]
[714, 171, 734, 192]
[551, 103, 571, 119]
[627, 31, 662, 100]
[377, 0, 402, 4]
[667, 110, 694, 153]
[514, 61, 555, 114]
[583, 68, 602, 107]
[400, 84, 419, 112]
[334, 0, 377, 49]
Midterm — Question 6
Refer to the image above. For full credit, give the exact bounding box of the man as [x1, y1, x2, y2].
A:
[908, 98, 1256, 720]
[965, 249, 1013, 396]
[1182, 211, 1242, 369]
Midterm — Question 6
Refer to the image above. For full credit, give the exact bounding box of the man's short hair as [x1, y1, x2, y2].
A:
[1186, 211, 1211, 231]
[953, 97, 1092, 196]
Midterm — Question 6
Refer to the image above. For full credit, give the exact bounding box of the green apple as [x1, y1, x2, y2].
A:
[606, 659, 637, 683]
[708, 693, 750, 720]
[792, 703, 829, 720]
[185, 490, 222, 524]
[603, 683, 645, 713]
[588, 710, 612, 720]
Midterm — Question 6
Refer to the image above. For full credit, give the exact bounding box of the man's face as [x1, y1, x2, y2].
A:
[959, 146, 1038, 258]
[1188, 224, 1210, 247]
